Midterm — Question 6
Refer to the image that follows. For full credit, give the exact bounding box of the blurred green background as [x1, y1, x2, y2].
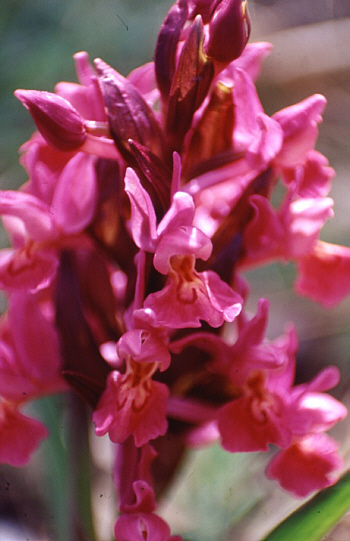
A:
[0, 1, 350, 540]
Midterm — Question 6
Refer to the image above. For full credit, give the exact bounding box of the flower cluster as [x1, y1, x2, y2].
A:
[1, 0, 349, 539]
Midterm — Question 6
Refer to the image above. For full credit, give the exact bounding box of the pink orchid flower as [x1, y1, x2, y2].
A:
[125, 166, 242, 328]
[93, 329, 170, 447]
[0, 152, 97, 291]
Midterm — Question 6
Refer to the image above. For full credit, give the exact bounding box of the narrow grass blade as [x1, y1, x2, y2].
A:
[262, 471, 350, 541]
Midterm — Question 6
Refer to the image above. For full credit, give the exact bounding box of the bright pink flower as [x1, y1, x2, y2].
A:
[0, 400, 48, 466]
[217, 327, 297, 452]
[296, 241, 350, 307]
[0, 152, 97, 291]
[93, 329, 170, 446]
[144, 263, 242, 328]
[266, 434, 344, 497]
[125, 166, 242, 328]
[218, 324, 347, 456]
[93, 367, 168, 447]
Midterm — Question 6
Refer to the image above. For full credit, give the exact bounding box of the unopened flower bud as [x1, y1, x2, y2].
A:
[14, 90, 86, 151]
[206, 0, 251, 64]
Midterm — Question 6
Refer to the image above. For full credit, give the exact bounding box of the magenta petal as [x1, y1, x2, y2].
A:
[114, 512, 173, 541]
[233, 42, 273, 81]
[266, 434, 343, 497]
[0, 247, 57, 292]
[273, 94, 327, 167]
[296, 241, 350, 307]
[0, 191, 56, 242]
[156, 191, 195, 237]
[218, 395, 291, 452]
[203, 270, 242, 322]
[52, 152, 97, 234]
[124, 168, 157, 251]
[0, 403, 48, 466]
[117, 330, 171, 371]
[296, 392, 347, 434]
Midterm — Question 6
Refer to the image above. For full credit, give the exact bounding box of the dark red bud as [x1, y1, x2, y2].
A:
[206, 0, 251, 64]
[94, 58, 164, 161]
[166, 15, 214, 149]
[154, 0, 189, 101]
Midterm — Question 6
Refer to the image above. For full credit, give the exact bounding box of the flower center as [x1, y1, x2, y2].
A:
[169, 254, 204, 304]
[117, 358, 157, 412]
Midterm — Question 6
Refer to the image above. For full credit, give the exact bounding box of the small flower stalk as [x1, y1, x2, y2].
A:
[1, 1, 349, 539]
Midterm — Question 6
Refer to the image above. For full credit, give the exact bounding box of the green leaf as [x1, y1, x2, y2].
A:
[262, 471, 350, 541]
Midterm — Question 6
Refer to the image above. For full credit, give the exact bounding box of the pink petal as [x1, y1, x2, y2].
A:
[124, 168, 157, 251]
[51, 152, 97, 234]
[266, 434, 343, 497]
[0, 191, 56, 242]
[273, 94, 327, 167]
[296, 241, 350, 307]
[203, 270, 242, 322]
[15, 89, 86, 151]
[154, 227, 212, 275]
[0, 403, 48, 466]
[156, 191, 195, 238]
[117, 330, 171, 371]
[233, 42, 273, 81]
[0, 247, 57, 292]
[218, 393, 291, 452]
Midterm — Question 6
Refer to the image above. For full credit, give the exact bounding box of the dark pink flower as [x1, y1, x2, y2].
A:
[93, 329, 170, 446]
[93, 366, 169, 447]
[0, 152, 97, 291]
